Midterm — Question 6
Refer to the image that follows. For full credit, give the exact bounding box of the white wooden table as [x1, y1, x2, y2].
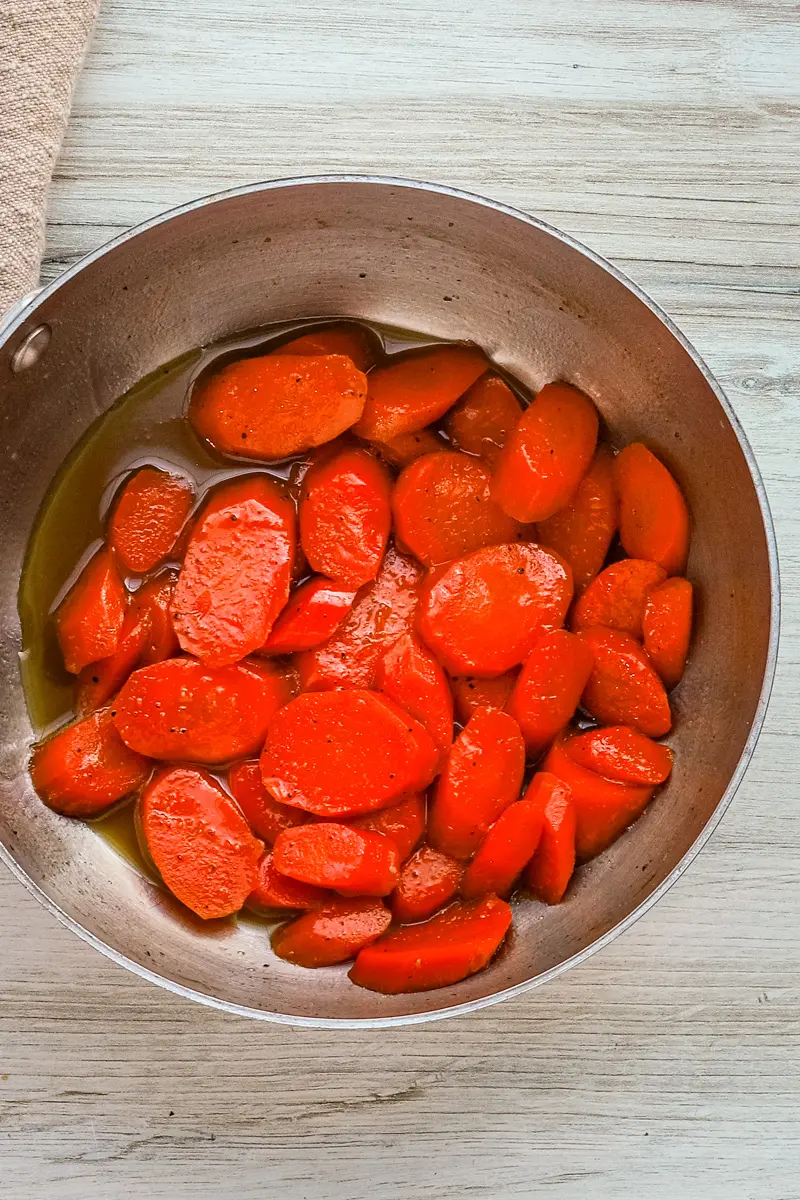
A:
[3, 2, 799, 1196]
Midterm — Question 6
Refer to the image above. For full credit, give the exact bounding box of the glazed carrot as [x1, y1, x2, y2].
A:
[273, 823, 400, 896]
[565, 725, 673, 785]
[642, 577, 693, 688]
[228, 760, 311, 843]
[523, 772, 577, 904]
[577, 625, 672, 737]
[351, 793, 426, 862]
[30, 707, 151, 818]
[391, 846, 464, 923]
[506, 629, 595, 754]
[375, 633, 454, 760]
[354, 344, 488, 442]
[261, 576, 357, 654]
[614, 443, 690, 575]
[140, 766, 263, 919]
[299, 447, 392, 587]
[571, 558, 666, 637]
[134, 569, 180, 665]
[297, 545, 423, 691]
[273, 322, 379, 373]
[372, 428, 446, 468]
[260, 689, 438, 817]
[77, 604, 152, 712]
[491, 382, 599, 522]
[108, 466, 194, 574]
[393, 451, 524, 567]
[171, 475, 295, 667]
[444, 373, 523, 465]
[417, 542, 573, 676]
[189, 353, 369, 460]
[428, 708, 526, 859]
[536, 444, 618, 593]
[115, 656, 292, 763]
[451, 670, 518, 726]
[543, 735, 653, 860]
[272, 898, 392, 967]
[461, 797, 544, 899]
[245, 852, 329, 913]
[349, 894, 512, 994]
[56, 548, 127, 675]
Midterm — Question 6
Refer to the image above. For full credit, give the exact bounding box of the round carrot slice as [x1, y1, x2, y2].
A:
[523, 772, 577, 904]
[417, 542, 573, 676]
[351, 793, 426, 862]
[246, 852, 330, 913]
[642, 577, 693, 688]
[261, 576, 357, 654]
[354, 344, 488, 442]
[299, 447, 392, 587]
[375, 633, 454, 760]
[228, 760, 312, 844]
[445, 373, 522, 465]
[391, 846, 464, 923]
[108, 466, 194, 574]
[461, 797, 544, 899]
[273, 823, 400, 896]
[393, 450, 524, 567]
[537, 444, 618, 593]
[507, 629, 595, 754]
[491, 382, 599, 522]
[577, 625, 672, 737]
[189, 353, 368, 460]
[372, 428, 446, 468]
[451, 670, 518, 726]
[272, 897, 391, 967]
[614, 443, 690, 576]
[56, 548, 127, 675]
[565, 725, 673, 785]
[571, 559, 667, 638]
[260, 689, 439, 817]
[171, 475, 295, 667]
[134, 569, 180, 665]
[77, 604, 152, 713]
[140, 766, 263, 919]
[272, 322, 379, 373]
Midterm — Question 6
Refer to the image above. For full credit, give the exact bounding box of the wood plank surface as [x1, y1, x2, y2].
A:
[2, 1, 799, 1196]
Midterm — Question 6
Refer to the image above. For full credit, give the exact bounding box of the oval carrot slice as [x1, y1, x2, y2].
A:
[77, 603, 152, 712]
[461, 797, 544, 899]
[299, 447, 392, 587]
[349, 894, 512, 994]
[577, 625, 672, 737]
[372, 428, 447, 468]
[571, 558, 666, 637]
[565, 725, 673, 785]
[115, 656, 292, 763]
[228, 760, 311, 843]
[260, 689, 438, 817]
[428, 708, 526, 859]
[375, 633, 454, 760]
[140, 766, 263, 918]
[171, 475, 295, 667]
[451, 670, 518, 726]
[445, 373, 523, 465]
[273, 823, 400, 896]
[273, 322, 379, 373]
[537, 444, 618, 593]
[272, 897, 392, 967]
[246, 852, 330, 913]
[261, 576, 357, 655]
[354, 344, 488, 442]
[351, 793, 426, 862]
[30, 707, 151, 818]
[614, 443, 690, 575]
[491, 382, 599, 522]
[417, 542, 573, 676]
[523, 772, 577, 904]
[56, 548, 127, 675]
[393, 451, 524, 567]
[391, 846, 464, 923]
[134, 569, 180, 665]
[642, 576, 693, 688]
[108, 466, 194, 574]
[506, 629, 595, 754]
[189, 353, 369, 461]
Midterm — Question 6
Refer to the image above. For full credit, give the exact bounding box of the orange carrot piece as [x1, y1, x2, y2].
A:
[565, 725, 673, 785]
[134, 569, 180, 665]
[614, 443, 690, 576]
[391, 845, 464, 923]
[445, 373, 523, 465]
[273, 823, 400, 897]
[577, 625, 671, 737]
[77, 604, 152, 712]
[506, 629, 595, 754]
[351, 793, 427, 862]
[262, 576, 357, 654]
[56, 548, 127, 675]
[451, 670, 518, 725]
[245, 852, 330, 913]
[272, 897, 392, 967]
[536, 444, 618, 592]
[642, 577, 693, 688]
[228, 760, 312, 843]
[524, 772, 577, 904]
[273, 322, 379, 373]
[461, 797, 544, 899]
[571, 558, 666, 637]
[108, 466, 194, 574]
[299, 447, 392, 587]
[375, 633, 454, 760]
[354, 344, 488, 442]
[372, 428, 447, 468]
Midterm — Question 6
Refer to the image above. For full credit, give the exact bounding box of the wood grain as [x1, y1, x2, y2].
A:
[3, 0, 800, 1196]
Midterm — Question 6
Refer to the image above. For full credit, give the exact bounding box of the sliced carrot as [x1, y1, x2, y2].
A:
[565, 725, 673, 785]
[523, 772, 577, 904]
[506, 629, 595, 754]
[354, 344, 488, 442]
[543, 735, 653, 860]
[642, 576, 693, 688]
[428, 708, 526, 859]
[351, 793, 426, 862]
[375, 633, 454, 760]
[140, 766, 263, 919]
[451, 670, 518, 725]
[393, 450, 524, 567]
[577, 625, 671, 738]
[372, 428, 447, 468]
[77, 604, 152, 712]
[461, 797, 544, 899]
[228, 759, 312, 843]
[189, 353, 369, 460]
[391, 845, 464, 923]
[299, 447, 392, 587]
[171, 475, 295, 667]
[261, 576, 357, 655]
[273, 322, 379, 373]
[272, 897, 392, 967]
[273, 823, 400, 896]
[245, 852, 329, 913]
[536, 444, 618, 593]
[108, 466, 194, 574]
[614, 443, 690, 575]
[445, 373, 523, 465]
[491, 382, 599, 522]
[260, 689, 438, 817]
[56, 548, 127, 675]
[134, 569, 180, 665]
[349, 894, 512, 994]
[30, 707, 151, 818]
[571, 558, 667, 637]
[297, 545, 423, 691]
[115, 656, 292, 763]
[417, 542, 573, 676]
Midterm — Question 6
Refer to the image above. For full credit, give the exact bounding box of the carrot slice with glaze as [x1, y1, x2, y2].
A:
[461, 797, 544, 899]
[642, 576, 693, 688]
[445, 374, 523, 465]
[246, 852, 330, 913]
[272, 897, 392, 967]
[372, 428, 446, 468]
[506, 629, 595, 754]
[524, 772, 577, 904]
[108, 466, 194, 574]
[273, 823, 400, 896]
[375, 633, 454, 760]
[77, 604, 152, 712]
[614, 443, 690, 576]
[273, 322, 379, 373]
[571, 558, 667, 637]
[354, 344, 488, 442]
[56, 548, 127, 675]
[391, 845, 464, 923]
[228, 760, 312, 843]
[134, 569, 180, 665]
[261, 576, 357, 655]
[451, 670, 518, 725]
[299, 447, 392, 587]
[577, 625, 672, 738]
[565, 725, 673, 785]
[536, 444, 618, 592]
[350, 793, 426, 862]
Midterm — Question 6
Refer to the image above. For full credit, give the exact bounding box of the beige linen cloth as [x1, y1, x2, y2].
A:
[0, 0, 99, 314]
